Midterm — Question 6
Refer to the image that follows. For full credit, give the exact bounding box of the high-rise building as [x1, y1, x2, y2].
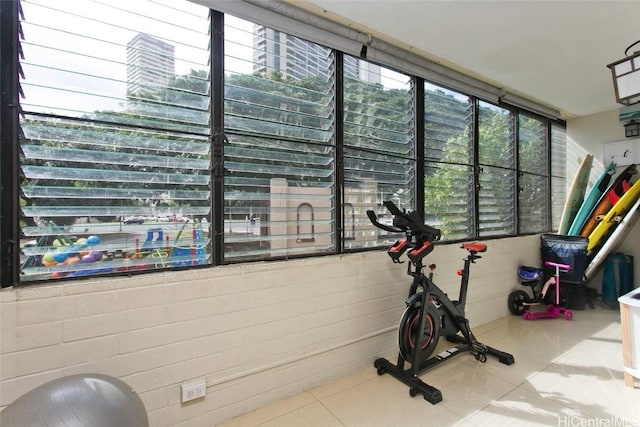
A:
[253, 27, 381, 84]
[126, 33, 175, 97]
[353, 60, 382, 85]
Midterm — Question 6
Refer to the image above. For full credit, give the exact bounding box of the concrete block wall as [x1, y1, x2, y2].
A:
[0, 235, 539, 426]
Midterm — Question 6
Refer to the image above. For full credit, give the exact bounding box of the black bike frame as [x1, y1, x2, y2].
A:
[368, 201, 514, 404]
[402, 252, 480, 374]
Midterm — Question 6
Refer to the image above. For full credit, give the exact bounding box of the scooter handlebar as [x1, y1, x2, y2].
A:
[544, 260, 571, 271]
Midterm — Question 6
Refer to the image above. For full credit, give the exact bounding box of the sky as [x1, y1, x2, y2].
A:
[21, 0, 211, 114]
[20, 0, 408, 117]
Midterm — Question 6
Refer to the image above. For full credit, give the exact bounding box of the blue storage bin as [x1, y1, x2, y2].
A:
[602, 253, 634, 309]
[540, 234, 588, 284]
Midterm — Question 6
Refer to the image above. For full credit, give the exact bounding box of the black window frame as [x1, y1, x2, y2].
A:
[0, 0, 567, 287]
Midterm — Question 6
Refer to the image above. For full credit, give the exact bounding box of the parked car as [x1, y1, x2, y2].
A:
[123, 217, 144, 224]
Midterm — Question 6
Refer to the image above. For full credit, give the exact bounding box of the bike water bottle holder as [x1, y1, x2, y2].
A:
[407, 240, 434, 264]
[387, 238, 409, 263]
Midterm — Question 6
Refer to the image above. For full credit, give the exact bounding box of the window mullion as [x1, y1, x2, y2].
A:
[335, 51, 344, 253]
[414, 76, 425, 220]
[211, 10, 224, 265]
[0, 0, 21, 287]
[473, 98, 480, 239]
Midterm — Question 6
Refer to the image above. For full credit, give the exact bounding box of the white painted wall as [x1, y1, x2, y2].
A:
[1, 235, 539, 426]
[567, 109, 640, 292]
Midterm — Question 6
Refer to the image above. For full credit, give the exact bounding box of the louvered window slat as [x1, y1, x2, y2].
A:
[424, 82, 474, 240]
[478, 101, 516, 237]
[8, 0, 562, 285]
[343, 57, 415, 249]
[518, 114, 549, 233]
[223, 16, 336, 260]
[19, 0, 212, 281]
[550, 124, 567, 230]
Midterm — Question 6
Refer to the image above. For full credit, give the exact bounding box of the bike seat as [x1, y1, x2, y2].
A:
[461, 242, 486, 254]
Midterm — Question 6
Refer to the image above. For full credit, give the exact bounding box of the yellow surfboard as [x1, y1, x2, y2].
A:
[588, 177, 640, 252]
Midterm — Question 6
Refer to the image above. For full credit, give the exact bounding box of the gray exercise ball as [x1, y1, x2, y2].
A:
[0, 373, 149, 427]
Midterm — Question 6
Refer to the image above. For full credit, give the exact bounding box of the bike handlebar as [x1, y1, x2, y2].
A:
[366, 201, 441, 242]
[382, 200, 404, 216]
[366, 210, 404, 233]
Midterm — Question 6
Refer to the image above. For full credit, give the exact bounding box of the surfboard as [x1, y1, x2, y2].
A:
[584, 195, 640, 280]
[587, 177, 640, 253]
[609, 179, 632, 205]
[558, 154, 593, 234]
[579, 164, 637, 238]
[567, 161, 616, 235]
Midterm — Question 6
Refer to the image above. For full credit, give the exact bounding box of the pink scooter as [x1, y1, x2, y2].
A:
[523, 260, 573, 320]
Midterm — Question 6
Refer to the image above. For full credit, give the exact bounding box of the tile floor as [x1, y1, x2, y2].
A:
[220, 302, 640, 427]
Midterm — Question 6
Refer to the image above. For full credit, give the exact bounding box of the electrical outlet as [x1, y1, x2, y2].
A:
[181, 379, 206, 403]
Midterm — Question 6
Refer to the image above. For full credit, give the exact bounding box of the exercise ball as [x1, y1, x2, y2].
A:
[0, 373, 149, 427]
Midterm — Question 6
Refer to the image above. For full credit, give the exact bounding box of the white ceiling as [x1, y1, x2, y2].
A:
[300, 0, 640, 120]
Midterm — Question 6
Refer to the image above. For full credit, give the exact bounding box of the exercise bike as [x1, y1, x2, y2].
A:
[367, 201, 515, 404]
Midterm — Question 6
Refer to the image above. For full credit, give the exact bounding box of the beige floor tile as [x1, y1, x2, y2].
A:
[522, 361, 640, 422]
[218, 303, 635, 426]
[464, 387, 585, 426]
[319, 373, 463, 427]
[259, 402, 343, 427]
[553, 338, 625, 376]
[459, 347, 551, 387]
[415, 355, 516, 418]
[218, 392, 317, 427]
[480, 316, 585, 360]
[310, 367, 377, 400]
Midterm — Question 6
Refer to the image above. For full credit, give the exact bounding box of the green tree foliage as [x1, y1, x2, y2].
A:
[424, 90, 473, 238]
[424, 97, 516, 239]
[20, 68, 213, 227]
[21, 64, 525, 239]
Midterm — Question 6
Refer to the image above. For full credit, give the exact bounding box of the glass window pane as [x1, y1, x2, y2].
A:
[223, 17, 336, 260]
[478, 166, 516, 237]
[425, 162, 475, 240]
[518, 113, 548, 233]
[20, 0, 210, 134]
[19, 0, 211, 282]
[518, 114, 547, 174]
[550, 123, 567, 231]
[519, 172, 548, 234]
[478, 101, 515, 237]
[424, 82, 474, 240]
[343, 57, 415, 249]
